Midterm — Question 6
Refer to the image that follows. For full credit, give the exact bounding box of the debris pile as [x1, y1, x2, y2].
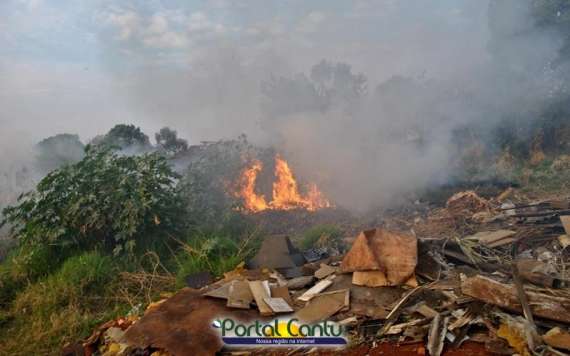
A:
[74, 190, 570, 356]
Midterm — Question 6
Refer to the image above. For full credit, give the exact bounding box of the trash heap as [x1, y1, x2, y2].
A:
[73, 190, 570, 356]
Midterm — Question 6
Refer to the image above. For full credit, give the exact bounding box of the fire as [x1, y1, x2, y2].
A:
[235, 155, 332, 212]
[237, 160, 268, 212]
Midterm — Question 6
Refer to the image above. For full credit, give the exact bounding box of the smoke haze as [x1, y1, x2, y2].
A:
[1, 0, 569, 211]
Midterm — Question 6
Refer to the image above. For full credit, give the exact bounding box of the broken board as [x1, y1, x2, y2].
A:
[297, 279, 333, 302]
[314, 264, 337, 279]
[227, 280, 253, 309]
[270, 285, 293, 306]
[294, 289, 349, 324]
[561, 216, 570, 235]
[263, 297, 294, 313]
[248, 280, 274, 316]
[465, 230, 516, 247]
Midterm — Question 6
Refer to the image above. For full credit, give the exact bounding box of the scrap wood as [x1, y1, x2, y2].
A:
[314, 264, 337, 279]
[263, 297, 294, 313]
[338, 316, 358, 327]
[410, 301, 438, 319]
[511, 262, 541, 351]
[461, 275, 570, 323]
[294, 289, 349, 324]
[562, 216, 570, 235]
[248, 280, 274, 316]
[378, 286, 424, 336]
[543, 327, 570, 351]
[446, 190, 489, 215]
[464, 230, 516, 247]
[427, 314, 450, 356]
[559, 235, 570, 249]
[385, 318, 427, 335]
[297, 278, 333, 302]
[516, 258, 558, 288]
[270, 285, 293, 306]
[341, 228, 417, 286]
[227, 280, 253, 309]
[512, 209, 570, 218]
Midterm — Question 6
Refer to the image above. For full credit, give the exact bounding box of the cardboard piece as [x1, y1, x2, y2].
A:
[227, 280, 253, 309]
[248, 280, 274, 316]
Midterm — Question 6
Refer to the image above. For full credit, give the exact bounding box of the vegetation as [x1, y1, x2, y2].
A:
[93, 124, 152, 152]
[155, 127, 189, 156]
[178, 135, 262, 227]
[2, 147, 185, 255]
[299, 224, 343, 251]
[0, 135, 260, 355]
[34, 134, 85, 175]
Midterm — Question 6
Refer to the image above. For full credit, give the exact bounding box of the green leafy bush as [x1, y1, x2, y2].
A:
[2, 147, 185, 255]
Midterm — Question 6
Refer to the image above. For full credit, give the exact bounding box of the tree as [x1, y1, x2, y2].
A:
[1, 147, 185, 255]
[155, 127, 189, 156]
[34, 134, 85, 174]
[94, 124, 152, 153]
[260, 60, 367, 119]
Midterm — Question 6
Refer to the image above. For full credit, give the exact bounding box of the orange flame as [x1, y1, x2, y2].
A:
[235, 160, 268, 212]
[235, 155, 332, 212]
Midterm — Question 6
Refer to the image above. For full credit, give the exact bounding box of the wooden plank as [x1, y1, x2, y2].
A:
[227, 280, 253, 309]
[461, 275, 570, 323]
[248, 280, 274, 316]
[263, 297, 293, 313]
[297, 279, 333, 302]
[294, 290, 348, 324]
[465, 230, 516, 246]
[314, 264, 337, 279]
[561, 215, 570, 235]
[352, 271, 388, 287]
[544, 327, 570, 351]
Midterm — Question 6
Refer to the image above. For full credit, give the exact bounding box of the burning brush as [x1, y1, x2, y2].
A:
[234, 154, 332, 213]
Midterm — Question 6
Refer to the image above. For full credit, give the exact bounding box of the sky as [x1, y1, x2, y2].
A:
[0, 0, 491, 145]
[3, 0, 566, 210]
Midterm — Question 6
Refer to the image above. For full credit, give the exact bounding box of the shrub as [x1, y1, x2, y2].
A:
[2, 147, 185, 255]
[299, 224, 343, 250]
[174, 230, 260, 288]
